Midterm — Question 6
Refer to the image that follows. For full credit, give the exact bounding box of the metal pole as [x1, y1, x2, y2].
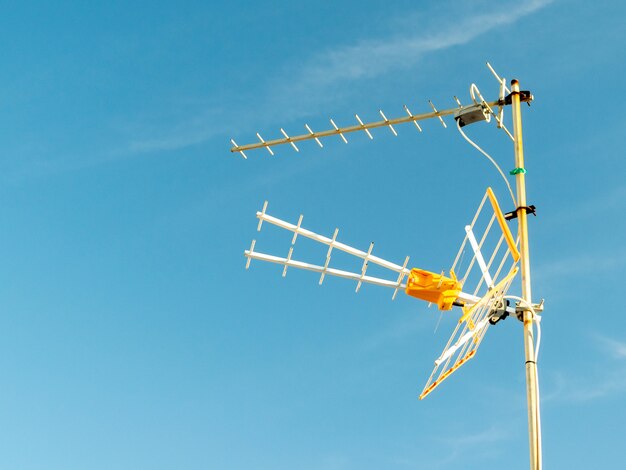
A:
[510, 79, 542, 470]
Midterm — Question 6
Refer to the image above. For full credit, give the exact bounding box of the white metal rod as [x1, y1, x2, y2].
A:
[486, 62, 511, 94]
[403, 105, 423, 132]
[428, 100, 447, 128]
[305, 124, 324, 147]
[465, 225, 494, 288]
[256, 132, 274, 155]
[355, 114, 374, 139]
[280, 128, 300, 152]
[230, 139, 248, 159]
[392, 256, 410, 300]
[245, 250, 406, 289]
[435, 317, 489, 366]
[245, 248, 485, 307]
[379, 110, 398, 136]
[330, 118, 348, 143]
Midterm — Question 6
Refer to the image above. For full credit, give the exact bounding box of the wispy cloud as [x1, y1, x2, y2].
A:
[549, 184, 626, 225]
[278, 0, 554, 100]
[543, 369, 626, 403]
[428, 424, 510, 468]
[595, 334, 626, 359]
[357, 310, 427, 354]
[127, 107, 229, 154]
[534, 249, 626, 282]
[543, 333, 626, 404]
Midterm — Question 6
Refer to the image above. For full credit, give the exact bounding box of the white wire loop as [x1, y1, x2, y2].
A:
[456, 119, 517, 207]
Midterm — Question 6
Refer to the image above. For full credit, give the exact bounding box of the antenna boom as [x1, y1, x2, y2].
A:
[231, 100, 503, 154]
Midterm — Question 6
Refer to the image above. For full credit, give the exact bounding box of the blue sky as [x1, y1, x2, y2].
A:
[0, 0, 625, 468]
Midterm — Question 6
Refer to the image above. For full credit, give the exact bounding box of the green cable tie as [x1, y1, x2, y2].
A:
[510, 167, 526, 175]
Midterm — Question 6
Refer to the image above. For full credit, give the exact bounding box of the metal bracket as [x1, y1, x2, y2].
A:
[515, 299, 545, 321]
[489, 299, 510, 325]
[504, 205, 536, 221]
[503, 90, 533, 106]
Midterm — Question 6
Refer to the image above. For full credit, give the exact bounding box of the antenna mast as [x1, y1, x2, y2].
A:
[511, 79, 542, 470]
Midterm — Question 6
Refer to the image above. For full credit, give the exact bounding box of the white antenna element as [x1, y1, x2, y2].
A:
[256, 132, 274, 156]
[392, 256, 411, 300]
[403, 105, 423, 132]
[356, 242, 375, 292]
[291, 214, 304, 245]
[486, 62, 511, 95]
[319, 228, 339, 285]
[486, 62, 509, 131]
[282, 246, 294, 277]
[305, 124, 324, 147]
[330, 118, 349, 144]
[230, 139, 248, 159]
[379, 110, 398, 136]
[257, 201, 269, 231]
[280, 128, 300, 152]
[245, 239, 256, 269]
[428, 100, 447, 128]
[355, 114, 374, 139]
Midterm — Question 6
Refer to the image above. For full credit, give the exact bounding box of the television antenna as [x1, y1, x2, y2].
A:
[231, 63, 544, 470]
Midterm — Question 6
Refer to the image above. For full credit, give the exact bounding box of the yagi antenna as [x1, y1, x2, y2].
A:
[230, 100, 465, 156]
[244, 187, 523, 400]
[230, 63, 531, 158]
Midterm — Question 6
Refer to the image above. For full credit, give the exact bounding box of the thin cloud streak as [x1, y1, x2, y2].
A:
[543, 369, 626, 403]
[534, 249, 626, 281]
[543, 334, 626, 404]
[595, 334, 626, 359]
[277, 0, 554, 101]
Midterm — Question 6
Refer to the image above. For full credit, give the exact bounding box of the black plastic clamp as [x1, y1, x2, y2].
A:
[504, 205, 536, 221]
